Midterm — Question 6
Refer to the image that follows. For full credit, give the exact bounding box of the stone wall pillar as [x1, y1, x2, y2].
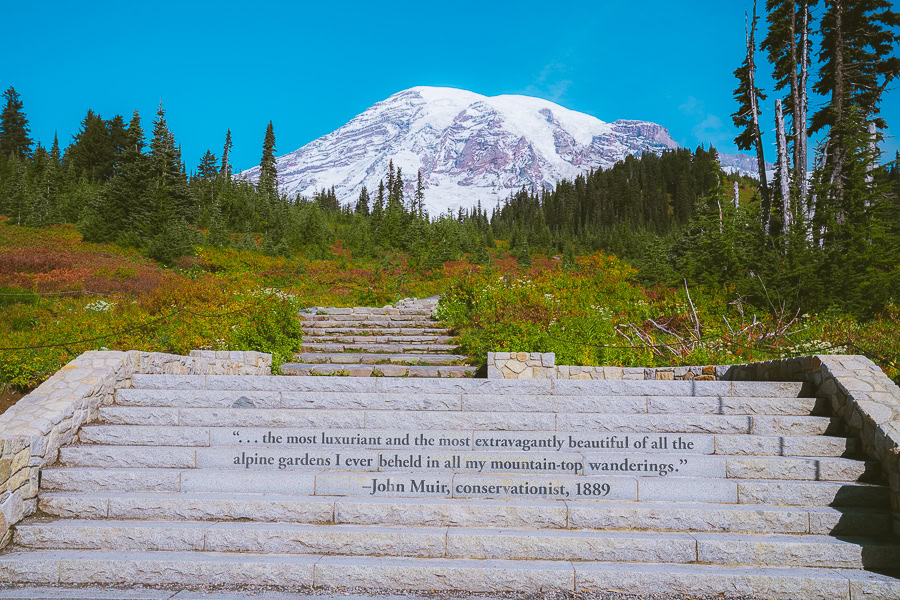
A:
[487, 352, 556, 379]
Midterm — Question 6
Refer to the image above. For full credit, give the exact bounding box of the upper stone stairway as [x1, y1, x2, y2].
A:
[1, 374, 898, 597]
[282, 297, 475, 377]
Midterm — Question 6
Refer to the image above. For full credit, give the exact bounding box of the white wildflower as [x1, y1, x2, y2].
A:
[84, 300, 116, 312]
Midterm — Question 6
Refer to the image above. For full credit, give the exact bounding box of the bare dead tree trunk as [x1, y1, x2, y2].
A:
[733, 180, 740, 209]
[831, 0, 845, 214]
[866, 121, 878, 187]
[747, 0, 770, 233]
[788, 1, 801, 181]
[717, 196, 724, 233]
[798, 0, 810, 213]
[776, 99, 792, 234]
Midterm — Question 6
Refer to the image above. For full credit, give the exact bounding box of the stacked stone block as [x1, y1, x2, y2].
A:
[487, 352, 556, 379]
[488, 352, 723, 380]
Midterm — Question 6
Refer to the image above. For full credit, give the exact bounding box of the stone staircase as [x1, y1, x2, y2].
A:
[1, 375, 899, 597]
[282, 297, 475, 378]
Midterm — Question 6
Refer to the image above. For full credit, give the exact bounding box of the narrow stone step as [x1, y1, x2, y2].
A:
[56, 445, 877, 483]
[129, 375, 806, 398]
[38, 468, 891, 507]
[313, 307, 434, 316]
[280, 364, 476, 377]
[302, 335, 456, 344]
[114, 388, 824, 416]
[77, 425, 859, 458]
[14, 520, 900, 569]
[292, 352, 470, 365]
[96, 406, 837, 435]
[301, 327, 453, 336]
[38, 492, 892, 536]
[1, 550, 899, 596]
[299, 343, 461, 353]
[302, 316, 442, 325]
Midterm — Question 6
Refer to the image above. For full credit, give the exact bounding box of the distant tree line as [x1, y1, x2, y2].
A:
[0, 90, 491, 267]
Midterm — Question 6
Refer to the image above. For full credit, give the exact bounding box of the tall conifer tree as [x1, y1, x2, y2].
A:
[415, 170, 425, 218]
[258, 121, 277, 198]
[221, 129, 233, 180]
[197, 150, 218, 179]
[356, 186, 370, 215]
[811, 0, 900, 221]
[0, 87, 33, 159]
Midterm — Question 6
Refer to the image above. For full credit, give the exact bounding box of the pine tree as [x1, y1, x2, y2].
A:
[65, 110, 113, 182]
[81, 110, 151, 243]
[258, 121, 277, 198]
[811, 0, 900, 222]
[415, 170, 425, 218]
[562, 243, 577, 270]
[50, 132, 61, 165]
[0, 87, 33, 159]
[382, 166, 406, 249]
[221, 129, 233, 180]
[356, 186, 370, 216]
[147, 103, 193, 230]
[6, 155, 27, 225]
[732, 0, 771, 231]
[372, 179, 385, 227]
[387, 160, 395, 201]
[515, 236, 532, 268]
[394, 167, 404, 207]
[197, 150, 218, 179]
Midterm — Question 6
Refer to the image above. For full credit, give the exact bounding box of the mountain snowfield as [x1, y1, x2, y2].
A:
[241, 86, 761, 214]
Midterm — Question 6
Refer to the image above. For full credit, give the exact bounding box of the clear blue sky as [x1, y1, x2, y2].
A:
[5, 0, 898, 172]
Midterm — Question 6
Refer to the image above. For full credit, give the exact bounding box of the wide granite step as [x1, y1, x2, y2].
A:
[312, 307, 435, 316]
[302, 317, 443, 326]
[128, 375, 806, 397]
[76, 425, 860, 459]
[13, 520, 900, 570]
[55, 445, 878, 482]
[300, 327, 453, 336]
[291, 352, 470, 365]
[279, 364, 476, 377]
[37, 492, 892, 536]
[114, 388, 825, 415]
[301, 335, 456, 344]
[37, 468, 891, 507]
[95, 406, 838, 435]
[1, 550, 898, 597]
[299, 343, 461, 354]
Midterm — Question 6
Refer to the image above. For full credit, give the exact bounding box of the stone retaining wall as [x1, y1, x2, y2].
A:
[488, 352, 724, 380]
[0, 350, 271, 547]
[723, 354, 900, 536]
[488, 351, 900, 536]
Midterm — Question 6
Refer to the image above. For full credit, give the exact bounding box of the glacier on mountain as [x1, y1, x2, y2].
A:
[240, 86, 760, 214]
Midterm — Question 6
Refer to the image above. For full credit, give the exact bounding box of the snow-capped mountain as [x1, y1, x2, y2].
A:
[718, 151, 775, 178]
[241, 87, 759, 214]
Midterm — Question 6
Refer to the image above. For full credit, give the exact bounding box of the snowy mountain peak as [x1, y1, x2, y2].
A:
[241, 87, 713, 213]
